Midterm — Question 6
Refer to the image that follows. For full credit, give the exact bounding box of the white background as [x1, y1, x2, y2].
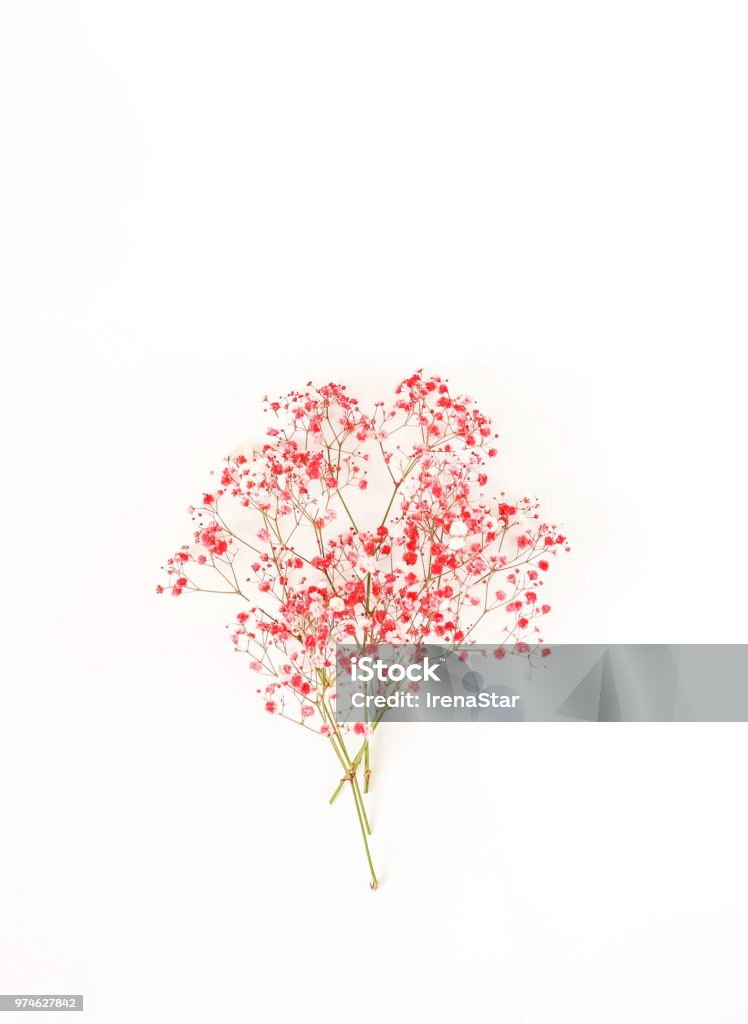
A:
[2, 2, 748, 1021]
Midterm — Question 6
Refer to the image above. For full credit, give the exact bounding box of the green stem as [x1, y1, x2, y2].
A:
[351, 777, 378, 889]
[364, 739, 371, 793]
[329, 775, 347, 805]
[351, 772, 372, 836]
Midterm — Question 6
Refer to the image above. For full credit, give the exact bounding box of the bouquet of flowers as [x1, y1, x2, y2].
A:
[157, 371, 568, 887]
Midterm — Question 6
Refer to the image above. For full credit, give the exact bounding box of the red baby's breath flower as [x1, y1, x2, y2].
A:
[157, 370, 569, 888]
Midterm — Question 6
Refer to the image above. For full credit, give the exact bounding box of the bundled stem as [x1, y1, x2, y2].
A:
[322, 698, 377, 886]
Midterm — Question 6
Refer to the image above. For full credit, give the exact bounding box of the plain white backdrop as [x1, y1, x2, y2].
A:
[2, 2, 748, 1021]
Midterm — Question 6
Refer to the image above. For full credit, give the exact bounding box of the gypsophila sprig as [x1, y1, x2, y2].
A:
[157, 371, 569, 887]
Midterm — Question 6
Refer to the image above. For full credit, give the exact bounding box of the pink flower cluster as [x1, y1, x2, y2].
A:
[158, 371, 569, 733]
